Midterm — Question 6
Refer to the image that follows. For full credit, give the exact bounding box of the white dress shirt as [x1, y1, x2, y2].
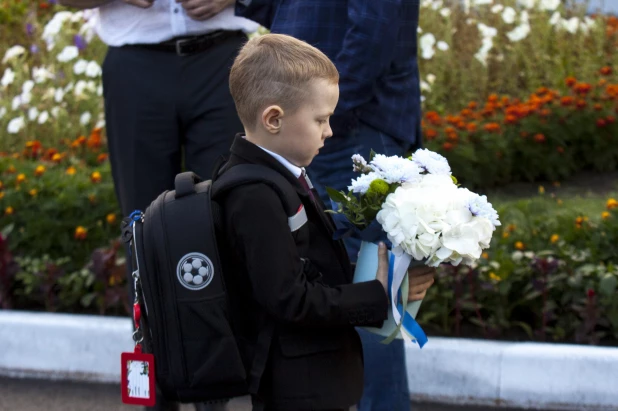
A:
[95, 1, 259, 47]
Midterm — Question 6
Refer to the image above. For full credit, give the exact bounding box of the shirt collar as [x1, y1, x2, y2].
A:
[253, 143, 304, 178]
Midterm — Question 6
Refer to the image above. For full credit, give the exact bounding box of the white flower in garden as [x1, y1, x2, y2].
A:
[95, 117, 106, 129]
[57, 46, 79, 63]
[11, 96, 21, 110]
[75, 80, 88, 97]
[521, 10, 530, 23]
[22, 80, 34, 95]
[549, 11, 561, 25]
[0, 107, 6, 119]
[440, 8, 451, 18]
[349, 172, 380, 194]
[73, 59, 88, 75]
[412, 149, 452, 175]
[97, 85, 103, 96]
[417, 27, 423, 33]
[561, 17, 579, 34]
[32, 67, 54, 83]
[491, 4, 504, 13]
[1, 68, 15, 87]
[55, 88, 65, 103]
[51, 107, 61, 118]
[517, 0, 535, 9]
[70, 10, 84, 22]
[2, 45, 26, 64]
[430, 0, 443, 10]
[539, 0, 560, 11]
[420, 81, 431, 92]
[7, 116, 25, 134]
[28, 107, 39, 121]
[437, 41, 449, 51]
[478, 23, 498, 38]
[65, 82, 75, 93]
[427, 73, 437, 84]
[43, 11, 73, 49]
[502, 7, 517, 24]
[472, 0, 492, 5]
[475, 37, 494, 65]
[38, 111, 49, 124]
[80, 111, 92, 125]
[369, 154, 422, 185]
[87, 80, 97, 92]
[584, 16, 595, 29]
[86, 61, 102, 77]
[507, 23, 531, 41]
[419, 33, 436, 59]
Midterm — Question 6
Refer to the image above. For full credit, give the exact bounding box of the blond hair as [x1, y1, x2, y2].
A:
[229, 33, 339, 130]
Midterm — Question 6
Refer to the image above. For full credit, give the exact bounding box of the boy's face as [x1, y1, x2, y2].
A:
[273, 79, 339, 168]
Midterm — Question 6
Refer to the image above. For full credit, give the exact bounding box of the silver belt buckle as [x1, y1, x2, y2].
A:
[175, 38, 192, 56]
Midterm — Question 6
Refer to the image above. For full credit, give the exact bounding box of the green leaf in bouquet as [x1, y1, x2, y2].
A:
[326, 187, 348, 205]
[368, 149, 377, 162]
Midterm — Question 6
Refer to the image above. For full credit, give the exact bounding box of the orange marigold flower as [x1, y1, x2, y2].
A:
[557, 146, 565, 153]
[594, 103, 603, 111]
[550, 234, 560, 244]
[575, 216, 584, 225]
[602, 211, 611, 220]
[66, 166, 77, 176]
[515, 241, 525, 250]
[29, 189, 37, 197]
[106, 213, 117, 225]
[468, 101, 478, 110]
[574, 83, 592, 94]
[576, 99, 587, 109]
[91, 171, 102, 183]
[460, 108, 473, 117]
[539, 108, 551, 117]
[482, 252, 489, 259]
[6, 165, 16, 174]
[534, 133, 546, 143]
[16, 174, 26, 184]
[483, 122, 501, 133]
[600, 66, 612, 76]
[34, 165, 46, 176]
[467, 123, 477, 133]
[442, 142, 454, 151]
[504, 115, 518, 124]
[565, 76, 577, 87]
[424, 128, 438, 140]
[0, 192, 4, 200]
[0, 181, 3, 190]
[5, 206, 14, 215]
[52, 153, 62, 163]
[597, 118, 607, 128]
[74, 226, 88, 240]
[97, 153, 109, 163]
[606, 115, 615, 124]
[488, 94, 499, 103]
[560, 96, 574, 106]
[606, 198, 618, 209]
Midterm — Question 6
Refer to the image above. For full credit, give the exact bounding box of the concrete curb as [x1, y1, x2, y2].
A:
[1, 311, 617, 410]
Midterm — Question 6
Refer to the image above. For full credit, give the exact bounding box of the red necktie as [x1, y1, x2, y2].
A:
[298, 172, 316, 202]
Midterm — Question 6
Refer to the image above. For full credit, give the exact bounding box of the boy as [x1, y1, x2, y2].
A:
[215, 34, 435, 411]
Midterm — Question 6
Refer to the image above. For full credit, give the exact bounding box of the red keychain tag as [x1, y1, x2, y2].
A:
[121, 344, 156, 406]
[121, 296, 156, 406]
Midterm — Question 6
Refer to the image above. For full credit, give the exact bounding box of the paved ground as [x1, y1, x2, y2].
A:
[0, 377, 550, 411]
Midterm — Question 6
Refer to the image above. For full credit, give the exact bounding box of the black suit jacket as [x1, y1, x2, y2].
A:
[215, 136, 388, 410]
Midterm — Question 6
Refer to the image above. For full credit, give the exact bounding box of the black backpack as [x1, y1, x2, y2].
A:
[120, 164, 306, 403]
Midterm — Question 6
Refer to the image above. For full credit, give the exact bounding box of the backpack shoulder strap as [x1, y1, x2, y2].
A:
[212, 164, 306, 232]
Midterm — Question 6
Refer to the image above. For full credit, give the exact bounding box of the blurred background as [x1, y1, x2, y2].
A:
[0, 1, 617, 410]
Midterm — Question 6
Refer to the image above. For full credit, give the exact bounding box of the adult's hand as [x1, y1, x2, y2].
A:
[177, 0, 235, 21]
[406, 265, 435, 302]
[122, 0, 154, 8]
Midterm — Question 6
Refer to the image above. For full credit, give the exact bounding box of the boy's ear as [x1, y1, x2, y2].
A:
[261, 105, 284, 134]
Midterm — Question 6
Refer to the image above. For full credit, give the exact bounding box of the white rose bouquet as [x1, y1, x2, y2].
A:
[327, 149, 500, 346]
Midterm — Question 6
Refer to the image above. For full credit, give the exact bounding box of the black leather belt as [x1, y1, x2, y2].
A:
[127, 30, 245, 56]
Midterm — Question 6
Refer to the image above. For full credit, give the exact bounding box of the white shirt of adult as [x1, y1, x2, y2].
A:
[95, 1, 259, 47]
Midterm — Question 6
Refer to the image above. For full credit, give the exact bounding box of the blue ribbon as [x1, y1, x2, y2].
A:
[387, 254, 428, 348]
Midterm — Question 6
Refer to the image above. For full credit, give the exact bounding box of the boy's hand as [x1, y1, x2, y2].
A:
[375, 242, 389, 297]
[177, 0, 234, 20]
[375, 242, 435, 302]
[122, 0, 154, 8]
[407, 265, 435, 302]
